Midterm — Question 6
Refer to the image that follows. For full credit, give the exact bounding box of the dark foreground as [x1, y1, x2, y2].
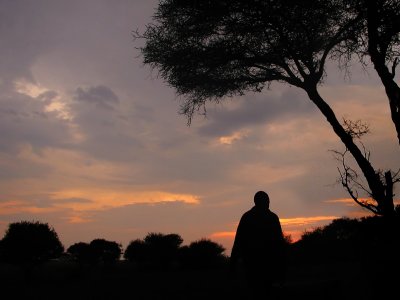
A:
[0, 258, 396, 300]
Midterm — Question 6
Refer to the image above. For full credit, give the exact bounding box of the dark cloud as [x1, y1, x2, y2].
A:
[37, 90, 58, 104]
[74, 85, 119, 110]
[197, 87, 315, 137]
[53, 197, 94, 204]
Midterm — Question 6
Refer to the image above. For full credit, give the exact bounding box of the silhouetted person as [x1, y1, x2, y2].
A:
[230, 191, 286, 298]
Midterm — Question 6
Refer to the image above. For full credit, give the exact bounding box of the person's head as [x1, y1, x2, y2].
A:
[254, 191, 270, 208]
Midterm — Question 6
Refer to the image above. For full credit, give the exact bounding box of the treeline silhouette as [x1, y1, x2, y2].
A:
[0, 221, 227, 271]
[123, 233, 226, 270]
[1, 214, 399, 270]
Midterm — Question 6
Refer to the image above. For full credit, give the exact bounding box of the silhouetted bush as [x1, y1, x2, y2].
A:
[0, 220, 64, 264]
[180, 238, 226, 269]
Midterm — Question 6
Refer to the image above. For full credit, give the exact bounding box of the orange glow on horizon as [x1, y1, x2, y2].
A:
[210, 215, 339, 246]
[0, 191, 201, 224]
[210, 231, 236, 239]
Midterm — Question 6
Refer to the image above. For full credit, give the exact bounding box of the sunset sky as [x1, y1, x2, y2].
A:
[1, 0, 399, 254]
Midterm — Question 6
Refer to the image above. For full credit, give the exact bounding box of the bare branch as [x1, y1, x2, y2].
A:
[391, 57, 399, 79]
[331, 148, 379, 214]
[342, 118, 370, 139]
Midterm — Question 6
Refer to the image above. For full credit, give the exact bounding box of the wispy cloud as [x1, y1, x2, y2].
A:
[218, 130, 249, 145]
[280, 215, 338, 226]
[325, 198, 374, 207]
[50, 189, 200, 211]
[0, 200, 61, 215]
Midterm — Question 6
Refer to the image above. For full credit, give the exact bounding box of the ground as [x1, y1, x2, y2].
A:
[0, 258, 396, 300]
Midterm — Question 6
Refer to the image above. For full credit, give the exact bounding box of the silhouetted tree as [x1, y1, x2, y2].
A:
[291, 215, 400, 263]
[283, 233, 293, 245]
[67, 242, 93, 265]
[0, 220, 64, 264]
[89, 239, 122, 265]
[124, 233, 183, 268]
[329, 0, 400, 217]
[396, 204, 400, 216]
[123, 239, 148, 262]
[0, 239, 4, 260]
[137, 0, 399, 217]
[143, 232, 183, 267]
[180, 238, 226, 269]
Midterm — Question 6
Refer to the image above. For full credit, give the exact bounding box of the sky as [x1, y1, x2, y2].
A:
[0, 0, 399, 254]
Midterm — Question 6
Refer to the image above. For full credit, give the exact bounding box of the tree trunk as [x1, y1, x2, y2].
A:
[366, 0, 400, 146]
[305, 85, 394, 216]
[382, 171, 395, 218]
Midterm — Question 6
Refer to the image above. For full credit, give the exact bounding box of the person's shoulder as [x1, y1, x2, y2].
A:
[268, 209, 280, 220]
[241, 207, 256, 219]
[241, 210, 252, 218]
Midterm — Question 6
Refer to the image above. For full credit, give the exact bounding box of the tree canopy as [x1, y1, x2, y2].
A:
[142, 0, 355, 116]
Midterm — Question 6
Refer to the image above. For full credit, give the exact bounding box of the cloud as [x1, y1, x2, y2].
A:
[197, 87, 315, 137]
[0, 87, 72, 153]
